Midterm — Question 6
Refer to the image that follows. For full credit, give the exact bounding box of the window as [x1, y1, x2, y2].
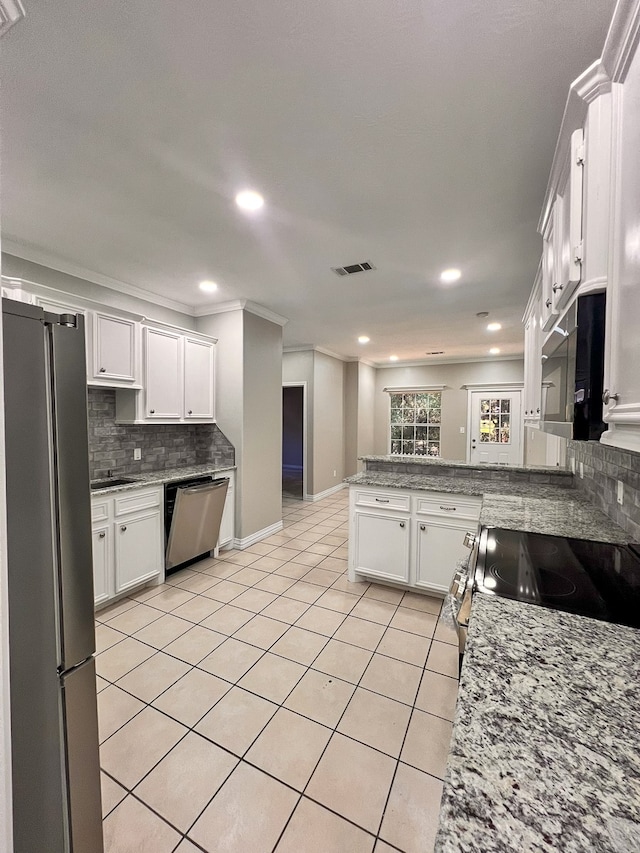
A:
[389, 391, 441, 457]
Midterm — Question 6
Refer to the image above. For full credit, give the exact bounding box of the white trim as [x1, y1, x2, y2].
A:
[283, 344, 349, 362]
[195, 299, 288, 327]
[345, 356, 377, 368]
[304, 482, 347, 502]
[283, 380, 308, 502]
[383, 384, 446, 393]
[600, 425, 640, 453]
[233, 520, 283, 550]
[523, 261, 543, 323]
[374, 354, 522, 368]
[460, 382, 524, 391]
[0, 0, 25, 36]
[602, 0, 640, 82]
[2, 241, 195, 316]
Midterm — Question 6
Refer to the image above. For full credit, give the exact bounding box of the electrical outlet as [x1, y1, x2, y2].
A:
[333, 469, 337, 477]
[134, 448, 142, 460]
[617, 480, 624, 505]
[579, 461, 584, 479]
[459, 426, 465, 434]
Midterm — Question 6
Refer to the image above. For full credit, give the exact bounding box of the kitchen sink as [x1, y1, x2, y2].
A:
[90, 477, 138, 490]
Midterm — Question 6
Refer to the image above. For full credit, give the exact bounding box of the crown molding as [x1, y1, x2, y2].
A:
[602, 0, 640, 82]
[383, 384, 447, 393]
[374, 354, 523, 368]
[0, 0, 25, 36]
[538, 59, 612, 234]
[283, 344, 349, 362]
[195, 298, 287, 326]
[460, 382, 524, 390]
[2, 239, 195, 316]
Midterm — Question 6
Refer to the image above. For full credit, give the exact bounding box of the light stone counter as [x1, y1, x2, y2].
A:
[90, 464, 236, 495]
[436, 595, 640, 852]
[345, 471, 628, 543]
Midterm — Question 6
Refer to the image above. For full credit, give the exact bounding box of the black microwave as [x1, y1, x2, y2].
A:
[541, 293, 606, 441]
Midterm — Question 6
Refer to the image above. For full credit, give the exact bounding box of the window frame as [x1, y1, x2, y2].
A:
[387, 388, 443, 457]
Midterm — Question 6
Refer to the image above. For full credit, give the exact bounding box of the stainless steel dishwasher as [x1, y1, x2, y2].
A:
[165, 476, 229, 571]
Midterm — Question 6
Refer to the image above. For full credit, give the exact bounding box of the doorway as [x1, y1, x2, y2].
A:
[468, 389, 523, 465]
[282, 384, 305, 500]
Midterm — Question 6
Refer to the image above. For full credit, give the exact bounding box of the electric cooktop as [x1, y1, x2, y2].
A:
[474, 527, 640, 628]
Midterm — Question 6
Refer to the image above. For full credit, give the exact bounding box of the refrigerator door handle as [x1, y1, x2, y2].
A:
[49, 315, 97, 668]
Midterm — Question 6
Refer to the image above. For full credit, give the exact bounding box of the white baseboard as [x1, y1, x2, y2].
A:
[304, 482, 347, 502]
[234, 519, 284, 550]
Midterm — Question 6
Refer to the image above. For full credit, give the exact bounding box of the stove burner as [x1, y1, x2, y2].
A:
[488, 563, 577, 598]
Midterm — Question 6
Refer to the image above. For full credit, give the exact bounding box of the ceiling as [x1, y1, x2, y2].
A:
[0, 0, 615, 364]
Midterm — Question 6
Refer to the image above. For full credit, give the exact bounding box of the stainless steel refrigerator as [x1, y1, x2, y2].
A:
[2, 299, 103, 852]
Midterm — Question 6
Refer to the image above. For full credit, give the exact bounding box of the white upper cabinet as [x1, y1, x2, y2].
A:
[523, 269, 542, 422]
[541, 203, 559, 331]
[553, 128, 584, 312]
[601, 1, 640, 451]
[184, 336, 215, 420]
[92, 312, 139, 386]
[144, 327, 183, 419]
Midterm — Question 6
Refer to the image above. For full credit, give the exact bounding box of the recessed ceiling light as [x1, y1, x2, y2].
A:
[389, 355, 399, 361]
[358, 335, 370, 344]
[235, 190, 264, 212]
[199, 280, 218, 293]
[487, 322, 502, 331]
[489, 347, 500, 355]
[440, 268, 461, 283]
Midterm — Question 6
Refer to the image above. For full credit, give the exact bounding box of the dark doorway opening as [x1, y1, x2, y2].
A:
[282, 385, 304, 499]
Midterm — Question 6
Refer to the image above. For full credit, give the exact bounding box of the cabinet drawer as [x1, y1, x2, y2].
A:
[91, 500, 110, 523]
[114, 487, 162, 517]
[415, 494, 481, 521]
[354, 490, 410, 512]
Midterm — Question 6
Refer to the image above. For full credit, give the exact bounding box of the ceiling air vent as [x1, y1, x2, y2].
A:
[332, 261, 376, 277]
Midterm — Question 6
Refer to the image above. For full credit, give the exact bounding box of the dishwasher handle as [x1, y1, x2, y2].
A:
[181, 479, 227, 495]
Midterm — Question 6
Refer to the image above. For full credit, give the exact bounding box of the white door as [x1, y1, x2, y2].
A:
[184, 337, 215, 419]
[469, 390, 522, 465]
[93, 313, 137, 383]
[91, 525, 111, 605]
[114, 512, 162, 593]
[144, 328, 182, 419]
[415, 519, 470, 594]
[354, 512, 410, 583]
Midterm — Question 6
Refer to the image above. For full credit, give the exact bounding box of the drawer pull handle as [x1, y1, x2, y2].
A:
[375, 498, 390, 503]
[399, 522, 405, 528]
[440, 505, 456, 511]
[98, 532, 106, 539]
[188, 409, 193, 415]
[99, 367, 106, 373]
[149, 409, 155, 414]
[120, 525, 127, 532]
[420, 524, 426, 531]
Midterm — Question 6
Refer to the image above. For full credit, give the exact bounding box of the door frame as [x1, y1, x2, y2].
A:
[282, 381, 308, 500]
[464, 383, 524, 465]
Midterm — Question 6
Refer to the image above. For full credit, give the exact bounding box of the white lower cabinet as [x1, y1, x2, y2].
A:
[353, 512, 410, 583]
[218, 472, 235, 549]
[91, 485, 163, 607]
[349, 485, 481, 595]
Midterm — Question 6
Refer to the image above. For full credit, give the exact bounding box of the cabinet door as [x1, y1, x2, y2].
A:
[145, 328, 182, 419]
[184, 337, 215, 419]
[93, 313, 137, 384]
[602, 61, 640, 445]
[554, 129, 584, 312]
[91, 525, 111, 606]
[114, 511, 162, 593]
[218, 477, 235, 547]
[541, 205, 559, 331]
[354, 512, 409, 583]
[415, 519, 472, 594]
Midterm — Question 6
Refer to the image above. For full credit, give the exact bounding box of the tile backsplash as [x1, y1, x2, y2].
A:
[568, 440, 640, 540]
[88, 388, 235, 479]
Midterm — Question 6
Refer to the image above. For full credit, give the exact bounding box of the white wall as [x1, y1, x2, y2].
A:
[2, 254, 196, 329]
[356, 362, 376, 466]
[312, 352, 345, 496]
[344, 362, 359, 478]
[374, 359, 524, 460]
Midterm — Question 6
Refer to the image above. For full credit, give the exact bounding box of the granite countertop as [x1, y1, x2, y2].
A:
[436, 595, 640, 852]
[90, 463, 236, 495]
[359, 455, 572, 478]
[345, 471, 627, 542]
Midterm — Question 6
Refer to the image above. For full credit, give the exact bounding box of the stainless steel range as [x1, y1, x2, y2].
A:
[451, 527, 640, 668]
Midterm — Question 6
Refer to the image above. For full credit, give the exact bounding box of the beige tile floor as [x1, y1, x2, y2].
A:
[96, 490, 460, 853]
